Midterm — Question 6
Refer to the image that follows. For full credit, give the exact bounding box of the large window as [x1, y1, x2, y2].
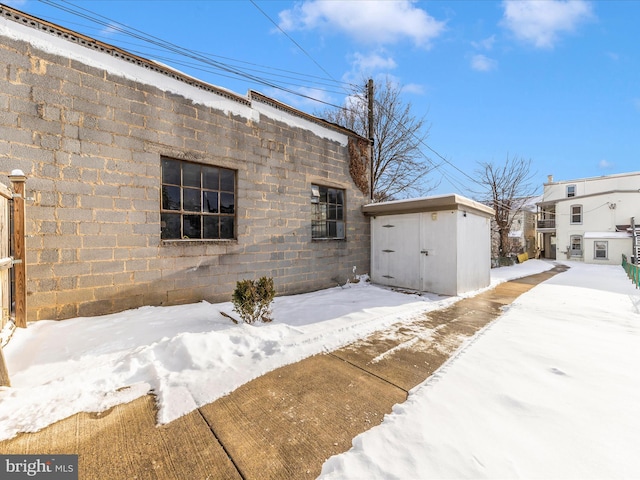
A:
[570, 235, 583, 257]
[570, 205, 582, 224]
[311, 184, 345, 239]
[161, 157, 235, 240]
[594, 241, 608, 259]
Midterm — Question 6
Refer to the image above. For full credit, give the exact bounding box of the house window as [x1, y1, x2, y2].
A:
[567, 184, 576, 197]
[570, 205, 582, 224]
[594, 241, 608, 259]
[570, 235, 583, 257]
[161, 157, 235, 240]
[311, 184, 345, 239]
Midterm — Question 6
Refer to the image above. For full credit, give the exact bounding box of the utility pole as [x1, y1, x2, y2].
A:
[367, 78, 374, 200]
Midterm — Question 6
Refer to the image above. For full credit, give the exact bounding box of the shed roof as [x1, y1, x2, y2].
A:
[362, 194, 494, 217]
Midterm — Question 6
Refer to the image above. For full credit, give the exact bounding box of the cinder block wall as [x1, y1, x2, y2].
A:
[0, 30, 370, 321]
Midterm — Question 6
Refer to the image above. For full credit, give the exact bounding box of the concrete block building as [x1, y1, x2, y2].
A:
[0, 5, 371, 321]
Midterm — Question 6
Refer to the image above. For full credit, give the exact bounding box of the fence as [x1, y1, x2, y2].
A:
[1, 172, 27, 386]
[622, 254, 639, 289]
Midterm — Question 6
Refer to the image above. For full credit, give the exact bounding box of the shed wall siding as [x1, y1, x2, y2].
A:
[0, 33, 370, 320]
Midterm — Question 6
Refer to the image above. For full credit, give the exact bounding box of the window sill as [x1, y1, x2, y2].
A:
[312, 237, 346, 242]
[161, 239, 237, 246]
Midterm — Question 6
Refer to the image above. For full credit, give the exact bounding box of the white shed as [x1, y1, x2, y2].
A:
[363, 194, 494, 296]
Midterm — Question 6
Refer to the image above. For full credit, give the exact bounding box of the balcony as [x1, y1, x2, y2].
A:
[537, 219, 556, 229]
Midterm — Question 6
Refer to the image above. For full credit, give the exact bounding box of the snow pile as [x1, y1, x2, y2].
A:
[319, 262, 640, 479]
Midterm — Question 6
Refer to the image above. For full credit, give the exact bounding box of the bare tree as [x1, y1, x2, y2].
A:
[318, 77, 437, 201]
[474, 156, 537, 258]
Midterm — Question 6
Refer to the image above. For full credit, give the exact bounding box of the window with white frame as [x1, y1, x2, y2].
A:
[311, 184, 345, 239]
[567, 184, 576, 197]
[594, 241, 608, 259]
[570, 204, 582, 224]
[161, 157, 236, 240]
[570, 235, 583, 256]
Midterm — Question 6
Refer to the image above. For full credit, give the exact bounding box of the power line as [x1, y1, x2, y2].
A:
[33, 0, 477, 196]
[248, 0, 351, 93]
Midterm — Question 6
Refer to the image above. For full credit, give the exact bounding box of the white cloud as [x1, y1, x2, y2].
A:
[471, 54, 497, 72]
[598, 159, 614, 169]
[278, 0, 446, 48]
[402, 83, 426, 95]
[471, 35, 496, 51]
[100, 23, 120, 37]
[501, 0, 594, 49]
[350, 51, 397, 72]
[606, 52, 620, 61]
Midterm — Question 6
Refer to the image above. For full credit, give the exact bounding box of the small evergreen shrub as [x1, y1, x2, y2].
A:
[232, 277, 275, 324]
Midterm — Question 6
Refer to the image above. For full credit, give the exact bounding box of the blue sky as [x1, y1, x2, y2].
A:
[7, 0, 640, 196]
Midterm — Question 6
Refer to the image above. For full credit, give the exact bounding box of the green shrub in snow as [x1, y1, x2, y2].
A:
[232, 277, 275, 324]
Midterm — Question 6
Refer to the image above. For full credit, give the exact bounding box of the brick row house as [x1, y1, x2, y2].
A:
[0, 5, 371, 321]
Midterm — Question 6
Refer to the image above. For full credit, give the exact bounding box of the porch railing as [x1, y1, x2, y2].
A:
[536, 219, 556, 229]
[622, 254, 639, 288]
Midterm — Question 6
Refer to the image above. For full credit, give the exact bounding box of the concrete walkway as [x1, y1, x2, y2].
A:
[0, 265, 568, 479]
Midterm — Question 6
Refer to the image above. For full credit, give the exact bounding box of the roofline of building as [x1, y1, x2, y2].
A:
[537, 189, 640, 206]
[248, 90, 367, 141]
[0, 4, 367, 142]
[544, 171, 640, 186]
[362, 194, 495, 217]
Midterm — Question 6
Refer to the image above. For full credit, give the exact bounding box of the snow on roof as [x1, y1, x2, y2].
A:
[0, 5, 351, 147]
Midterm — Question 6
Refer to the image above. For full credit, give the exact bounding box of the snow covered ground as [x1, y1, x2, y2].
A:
[1, 260, 638, 479]
[319, 261, 640, 479]
[0, 260, 548, 441]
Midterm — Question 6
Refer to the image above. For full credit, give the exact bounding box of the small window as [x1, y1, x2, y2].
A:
[567, 185, 576, 197]
[161, 157, 236, 240]
[570, 205, 582, 224]
[594, 241, 608, 259]
[570, 235, 583, 257]
[311, 184, 345, 239]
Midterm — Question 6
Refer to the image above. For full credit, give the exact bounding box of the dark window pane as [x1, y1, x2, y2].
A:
[312, 220, 326, 238]
[161, 213, 181, 239]
[336, 205, 344, 220]
[203, 166, 219, 190]
[183, 215, 201, 239]
[162, 158, 180, 185]
[319, 186, 328, 203]
[319, 203, 328, 220]
[336, 190, 344, 205]
[220, 216, 234, 239]
[183, 163, 201, 187]
[183, 188, 201, 212]
[328, 221, 337, 237]
[203, 216, 219, 239]
[336, 221, 345, 239]
[220, 169, 235, 192]
[203, 191, 218, 213]
[328, 188, 337, 204]
[328, 204, 337, 220]
[312, 203, 322, 221]
[162, 185, 181, 210]
[220, 192, 235, 214]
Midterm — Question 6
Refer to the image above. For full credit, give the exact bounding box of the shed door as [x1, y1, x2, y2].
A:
[371, 214, 421, 290]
